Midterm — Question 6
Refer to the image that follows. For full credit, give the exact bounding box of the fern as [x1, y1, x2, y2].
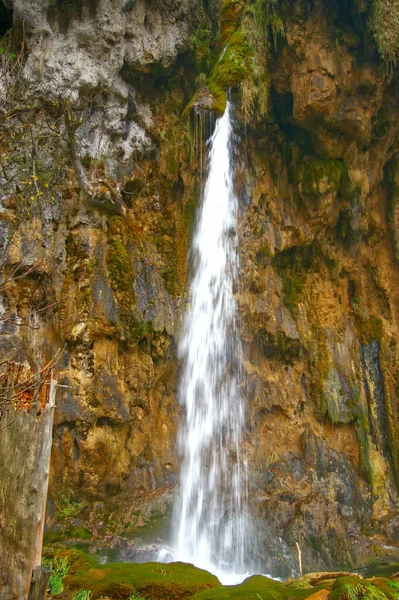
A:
[387, 580, 399, 593]
[42, 556, 69, 596]
[72, 590, 92, 600]
[343, 581, 389, 600]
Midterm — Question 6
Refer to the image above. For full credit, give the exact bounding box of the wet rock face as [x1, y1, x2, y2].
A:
[234, 0, 399, 575]
[1, 0, 399, 577]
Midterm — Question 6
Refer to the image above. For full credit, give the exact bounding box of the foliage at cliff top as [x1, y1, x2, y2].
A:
[188, 0, 283, 119]
[373, 0, 399, 64]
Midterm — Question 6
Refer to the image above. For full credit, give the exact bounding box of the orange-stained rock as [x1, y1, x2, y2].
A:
[306, 590, 330, 600]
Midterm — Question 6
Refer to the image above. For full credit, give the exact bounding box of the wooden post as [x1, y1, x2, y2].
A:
[27, 567, 50, 600]
[0, 366, 57, 600]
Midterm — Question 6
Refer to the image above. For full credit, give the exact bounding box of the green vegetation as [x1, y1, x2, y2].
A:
[42, 550, 399, 600]
[44, 526, 92, 544]
[106, 216, 153, 343]
[189, 25, 212, 73]
[107, 237, 136, 294]
[42, 556, 70, 596]
[124, 514, 170, 543]
[185, 0, 284, 119]
[330, 576, 398, 600]
[106, 217, 136, 297]
[0, 46, 16, 59]
[191, 575, 327, 600]
[355, 315, 383, 345]
[72, 591, 92, 600]
[240, 0, 283, 123]
[56, 493, 83, 519]
[296, 158, 344, 197]
[209, 25, 247, 113]
[60, 550, 220, 599]
[282, 275, 303, 312]
[372, 0, 399, 65]
[387, 580, 399, 593]
[272, 245, 314, 312]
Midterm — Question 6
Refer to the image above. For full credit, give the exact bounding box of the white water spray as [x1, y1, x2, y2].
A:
[170, 102, 251, 584]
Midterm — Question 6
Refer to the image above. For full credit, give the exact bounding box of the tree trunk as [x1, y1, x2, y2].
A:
[0, 364, 56, 600]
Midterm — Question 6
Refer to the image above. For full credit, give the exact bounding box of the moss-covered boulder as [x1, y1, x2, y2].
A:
[59, 550, 220, 599]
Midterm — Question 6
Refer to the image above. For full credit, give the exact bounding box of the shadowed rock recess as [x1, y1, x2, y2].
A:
[1, 0, 399, 581]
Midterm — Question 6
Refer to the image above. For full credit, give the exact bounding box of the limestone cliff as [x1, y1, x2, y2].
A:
[1, 0, 399, 577]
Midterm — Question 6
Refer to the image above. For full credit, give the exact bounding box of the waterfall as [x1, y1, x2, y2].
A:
[171, 102, 251, 584]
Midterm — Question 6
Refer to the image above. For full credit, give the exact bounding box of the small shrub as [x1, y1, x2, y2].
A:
[56, 493, 83, 519]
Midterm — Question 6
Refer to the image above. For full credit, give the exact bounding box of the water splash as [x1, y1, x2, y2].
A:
[170, 102, 251, 584]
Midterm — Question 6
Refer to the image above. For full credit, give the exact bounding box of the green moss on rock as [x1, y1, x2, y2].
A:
[191, 575, 327, 600]
[355, 315, 383, 345]
[282, 275, 304, 312]
[256, 329, 302, 363]
[59, 550, 220, 600]
[209, 27, 247, 113]
[189, 25, 212, 73]
[106, 216, 152, 343]
[355, 410, 373, 484]
[321, 369, 358, 425]
[107, 238, 136, 296]
[272, 245, 314, 312]
[220, 0, 244, 46]
[296, 158, 344, 197]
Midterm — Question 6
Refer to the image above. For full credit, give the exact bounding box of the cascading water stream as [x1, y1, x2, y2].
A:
[170, 102, 251, 584]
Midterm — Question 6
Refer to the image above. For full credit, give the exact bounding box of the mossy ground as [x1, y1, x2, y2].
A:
[45, 551, 399, 600]
[57, 550, 220, 599]
[191, 576, 327, 600]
